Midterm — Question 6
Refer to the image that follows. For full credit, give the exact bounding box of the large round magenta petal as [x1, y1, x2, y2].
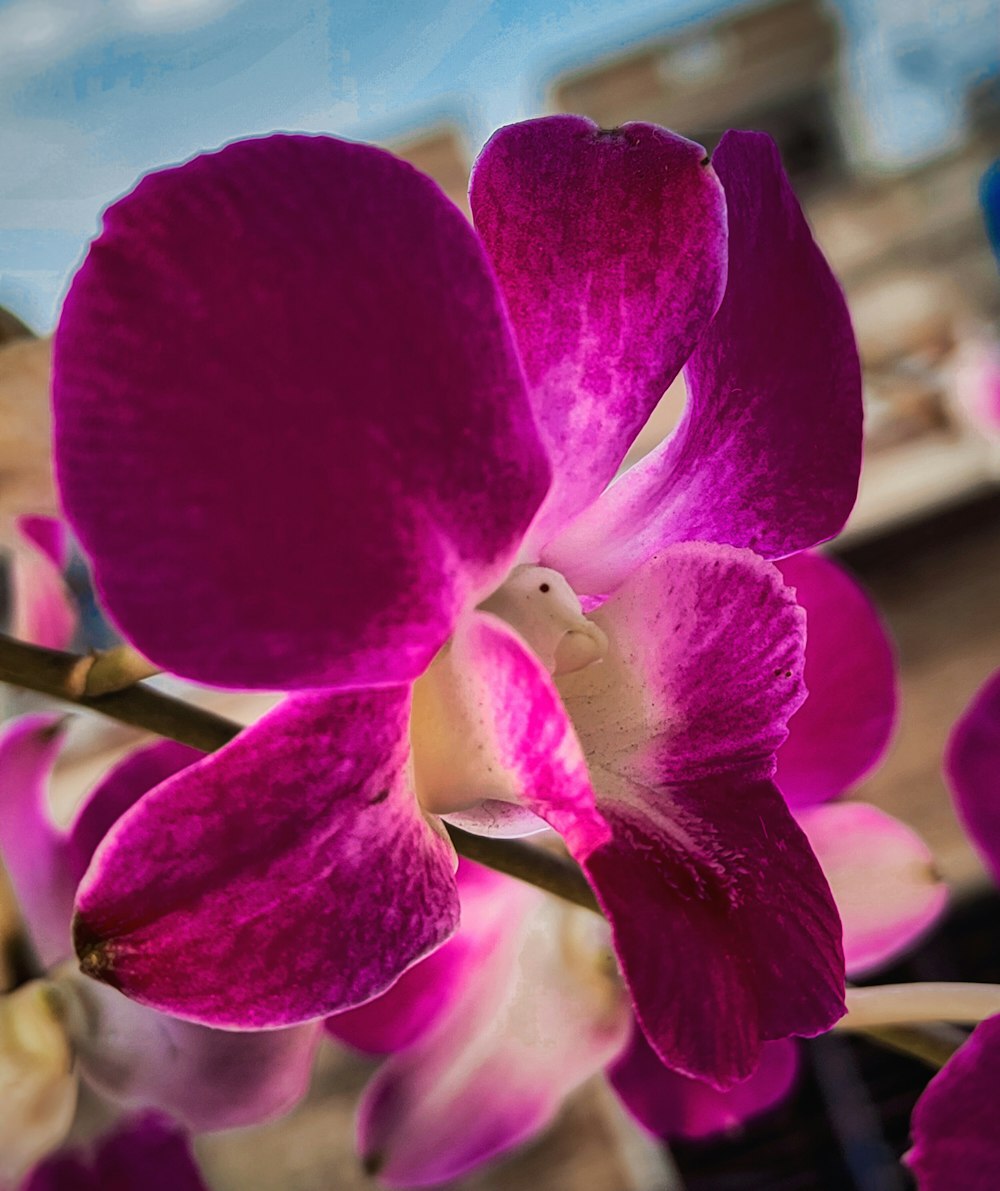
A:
[471, 116, 727, 552]
[907, 1014, 1000, 1190]
[946, 669, 1000, 883]
[54, 134, 550, 691]
[609, 1025, 798, 1141]
[545, 131, 862, 594]
[72, 689, 460, 1027]
[775, 552, 897, 808]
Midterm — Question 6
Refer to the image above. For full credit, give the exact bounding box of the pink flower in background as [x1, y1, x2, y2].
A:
[906, 670, 1000, 1190]
[0, 717, 320, 1187]
[8, 516, 75, 652]
[328, 550, 950, 1186]
[53, 115, 862, 1087]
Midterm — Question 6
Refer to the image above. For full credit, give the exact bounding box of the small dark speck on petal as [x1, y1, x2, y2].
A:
[539, 583, 550, 593]
[700, 155, 711, 167]
[368, 788, 390, 805]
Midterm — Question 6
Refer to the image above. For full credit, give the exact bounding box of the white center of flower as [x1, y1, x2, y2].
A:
[478, 565, 608, 676]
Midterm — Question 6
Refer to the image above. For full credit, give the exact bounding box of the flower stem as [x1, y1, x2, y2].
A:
[841, 983, 1000, 1029]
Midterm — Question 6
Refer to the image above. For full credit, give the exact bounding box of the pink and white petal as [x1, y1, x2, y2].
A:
[907, 1014, 1000, 1190]
[54, 134, 550, 692]
[413, 611, 609, 857]
[0, 715, 78, 967]
[359, 887, 631, 1187]
[775, 553, 897, 809]
[610, 1024, 799, 1141]
[72, 688, 460, 1028]
[946, 669, 1000, 883]
[11, 517, 75, 651]
[558, 543, 806, 788]
[55, 973, 319, 1131]
[326, 860, 513, 1054]
[471, 115, 727, 550]
[583, 775, 844, 1088]
[545, 132, 862, 595]
[796, 803, 947, 978]
[23, 1113, 209, 1191]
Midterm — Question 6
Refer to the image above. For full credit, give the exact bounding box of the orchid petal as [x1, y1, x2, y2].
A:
[545, 132, 861, 594]
[11, 516, 75, 651]
[23, 1112, 209, 1191]
[471, 115, 727, 550]
[54, 973, 319, 1132]
[72, 689, 459, 1027]
[0, 715, 77, 967]
[583, 777, 844, 1087]
[358, 880, 630, 1186]
[907, 1014, 1000, 1190]
[946, 670, 1000, 883]
[326, 860, 513, 1054]
[610, 1025, 798, 1141]
[775, 552, 897, 808]
[797, 803, 947, 978]
[16, 515, 69, 570]
[54, 134, 550, 691]
[413, 612, 609, 855]
[0, 718, 198, 968]
[558, 544, 844, 1085]
[558, 543, 807, 785]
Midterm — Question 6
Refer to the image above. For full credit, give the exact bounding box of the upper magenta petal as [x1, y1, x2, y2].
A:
[54, 134, 550, 691]
[472, 115, 727, 553]
[545, 131, 862, 594]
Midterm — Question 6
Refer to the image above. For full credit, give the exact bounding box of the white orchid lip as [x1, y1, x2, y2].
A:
[410, 565, 606, 825]
[478, 565, 608, 677]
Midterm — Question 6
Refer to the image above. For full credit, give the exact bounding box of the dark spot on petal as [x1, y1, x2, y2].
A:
[368, 787, 390, 806]
[539, 583, 550, 593]
[700, 154, 711, 167]
[73, 914, 119, 989]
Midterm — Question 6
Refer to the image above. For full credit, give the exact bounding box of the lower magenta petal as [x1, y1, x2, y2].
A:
[72, 689, 459, 1027]
[583, 776, 845, 1088]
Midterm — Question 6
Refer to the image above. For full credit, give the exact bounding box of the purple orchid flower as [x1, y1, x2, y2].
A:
[0, 716, 320, 1186]
[328, 549, 949, 1185]
[52, 115, 862, 1088]
[906, 669, 1000, 1189]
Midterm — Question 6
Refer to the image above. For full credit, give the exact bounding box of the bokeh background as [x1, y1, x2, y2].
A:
[2, 1, 1000, 1187]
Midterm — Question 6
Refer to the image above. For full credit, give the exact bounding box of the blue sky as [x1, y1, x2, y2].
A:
[1, 0, 997, 330]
